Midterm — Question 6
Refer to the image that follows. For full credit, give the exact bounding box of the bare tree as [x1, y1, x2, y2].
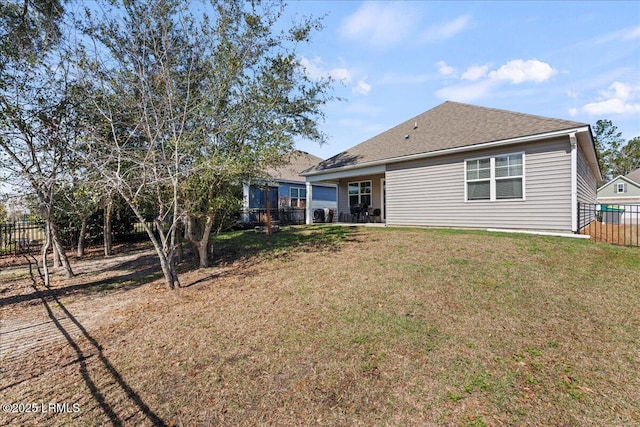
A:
[0, 0, 75, 284]
[74, 0, 333, 284]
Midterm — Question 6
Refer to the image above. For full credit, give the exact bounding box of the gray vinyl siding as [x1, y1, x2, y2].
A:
[576, 145, 597, 204]
[385, 137, 574, 231]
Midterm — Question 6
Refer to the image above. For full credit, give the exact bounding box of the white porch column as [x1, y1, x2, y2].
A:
[305, 181, 313, 225]
[241, 182, 251, 224]
[569, 132, 578, 232]
[242, 183, 250, 209]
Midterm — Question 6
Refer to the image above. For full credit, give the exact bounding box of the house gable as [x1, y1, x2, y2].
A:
[303, 101, 593, 176]
[597, 175, 640, 200]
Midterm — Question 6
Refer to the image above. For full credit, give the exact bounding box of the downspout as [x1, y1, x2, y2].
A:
[305, 182, 313, 225]
[569, 133, 578, 232]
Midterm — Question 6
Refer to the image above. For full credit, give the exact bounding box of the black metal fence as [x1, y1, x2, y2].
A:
[0, 218, 152, 259]
[0, 219, 46, 257]
[578, 202, 640, 247]
[238, 208, 308, 227]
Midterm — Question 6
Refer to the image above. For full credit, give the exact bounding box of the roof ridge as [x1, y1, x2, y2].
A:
[442, 100, 586, 126]
[305, 101, 591, 174]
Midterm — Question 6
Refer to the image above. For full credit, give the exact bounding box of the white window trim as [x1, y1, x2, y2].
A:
[289, 187, 306, 208]
[348, 180, 372, 206]
[616, 182, 626, 193]
[464, 152, 526, 202]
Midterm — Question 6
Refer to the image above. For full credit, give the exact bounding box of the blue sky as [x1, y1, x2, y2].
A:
[284, 1, 640, 160]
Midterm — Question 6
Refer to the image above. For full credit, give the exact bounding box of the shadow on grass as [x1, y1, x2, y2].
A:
[184, 225, 357, 288]
[0, 252, 162, 308]
[210, 225, 357, 266]
[26, 277, 167, 426]
[2, 226, 358, 304]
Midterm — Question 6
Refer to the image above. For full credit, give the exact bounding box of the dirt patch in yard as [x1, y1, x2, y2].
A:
[580, 221, 640, 246]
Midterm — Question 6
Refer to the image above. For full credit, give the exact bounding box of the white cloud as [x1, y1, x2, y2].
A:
[299, 56, 352, 83]
[623, 26, 640, 40]
[436, 60, 456, 77]
[339, 3, 418, 49]
[489, 59, 557, 84]
[591, 25, 640, 44]
[602, 81, 634, 100]
[420, 15, 471, 42]
[434, 58, 557, 102]
[461, 64, 490, 81]
[566, 90, 579, 99]
[568, 107, 578, 117]
[353, 80, 372, 95]
[435, 80, 497, 103]
[583, 98, 640, 115]
[582, 81, 640, 115]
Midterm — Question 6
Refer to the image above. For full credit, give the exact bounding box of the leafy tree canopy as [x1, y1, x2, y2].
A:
[592, 119, 638, 181]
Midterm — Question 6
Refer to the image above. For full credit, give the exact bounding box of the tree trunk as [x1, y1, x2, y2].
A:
[148, 233, 178, 289]
[196, 239, 210, 268]
[77, 216, 88, 257]
[187, 214, 215, 268]
[41, 222, 51, 287]
[49, 219, 74, 278]
[104, 197, 113, 256]
[53, 243, 61, 268]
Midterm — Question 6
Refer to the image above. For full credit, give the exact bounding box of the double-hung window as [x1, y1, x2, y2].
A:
[348, 181, 371, 206]
[465, 153, 524, 201]
[616, 183, 626, 194]
[290, 187, 306, 208]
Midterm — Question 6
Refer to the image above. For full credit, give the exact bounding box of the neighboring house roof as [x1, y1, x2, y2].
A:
[303, 101, 590, 175]
[625, 168, 640, 184]
[264, 150, 323, 183]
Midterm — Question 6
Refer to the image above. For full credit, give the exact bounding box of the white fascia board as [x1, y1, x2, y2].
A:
[576, 129, 603, 182]
[303, 127, 590, 179]
[305, 164, 386, 182]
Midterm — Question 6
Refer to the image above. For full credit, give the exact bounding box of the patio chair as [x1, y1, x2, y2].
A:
[350, 204, 362, 222]
[369, 208, 381, 223]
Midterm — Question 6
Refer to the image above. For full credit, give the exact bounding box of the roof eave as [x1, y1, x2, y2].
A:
[303, 126, 591, 178]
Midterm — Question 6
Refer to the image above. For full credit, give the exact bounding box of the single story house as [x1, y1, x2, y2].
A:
[596, 168, 640, 224]
[242, 150, 337, 221]
[301, 101, 602, 233]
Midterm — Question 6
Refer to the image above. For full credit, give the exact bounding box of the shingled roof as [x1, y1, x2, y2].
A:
[625, 168, 640, 184]
[303, 101, 588, 174]
[264, 150, 323, 182]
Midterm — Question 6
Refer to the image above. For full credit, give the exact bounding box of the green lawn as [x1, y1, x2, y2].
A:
[2, 225, 639, 426]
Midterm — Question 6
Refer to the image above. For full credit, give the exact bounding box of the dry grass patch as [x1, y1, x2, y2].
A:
[1, 226, 639, 426]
